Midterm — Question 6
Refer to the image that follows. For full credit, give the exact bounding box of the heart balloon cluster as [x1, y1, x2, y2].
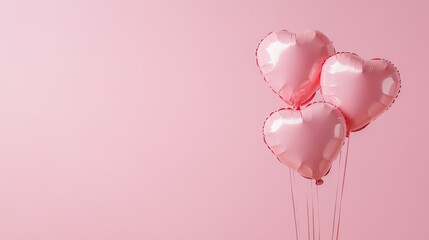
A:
[257, 30, 401, 182]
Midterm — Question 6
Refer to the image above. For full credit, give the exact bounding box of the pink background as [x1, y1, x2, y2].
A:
[0, 0, 427, 239]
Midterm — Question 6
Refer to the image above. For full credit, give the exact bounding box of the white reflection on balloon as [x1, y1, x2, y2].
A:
[270, 116, 303, 132]
[328, 61, 362, 74]
[334, 123, 342, 138]
[382, 77, 395, 95]
[266, 41, 293, 66]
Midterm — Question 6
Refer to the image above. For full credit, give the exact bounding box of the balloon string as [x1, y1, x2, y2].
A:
[311, 182, 315, 240]
[306, 192, 310, 240]
[336, 136, 351, 240]
[289, 169, 299, 240]
[317, 185, 321, 240]
[331, 150, 342, 240]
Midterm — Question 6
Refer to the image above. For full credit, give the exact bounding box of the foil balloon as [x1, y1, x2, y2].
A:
[263, 102, 347, 181]
[256, 30, 335, 107]
[320, 53, 401, 132]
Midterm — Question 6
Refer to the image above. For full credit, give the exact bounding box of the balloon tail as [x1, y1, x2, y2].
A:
[315, 179, 324, 185]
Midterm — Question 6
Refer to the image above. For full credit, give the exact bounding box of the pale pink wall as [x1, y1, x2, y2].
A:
[0, 0, 427, 239]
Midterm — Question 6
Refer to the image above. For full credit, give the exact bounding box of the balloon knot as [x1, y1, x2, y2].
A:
[315, 179, 324, 185]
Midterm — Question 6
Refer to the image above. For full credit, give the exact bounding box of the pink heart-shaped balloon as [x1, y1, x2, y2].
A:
[320, 53, 401, 132]
[263, 102, 346, 180]
[256, 30, 335, 107]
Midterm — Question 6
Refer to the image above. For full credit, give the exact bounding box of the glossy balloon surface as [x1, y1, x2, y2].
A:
[263, 102, 346, 180]
[256, 30, 335, 107]
[320, 53, 401, 131]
